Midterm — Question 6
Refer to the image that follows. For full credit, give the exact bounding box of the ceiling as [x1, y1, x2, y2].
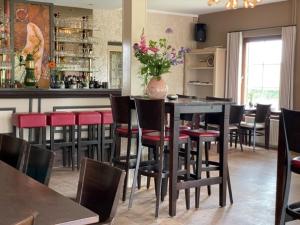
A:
[34, 0, 287, 16]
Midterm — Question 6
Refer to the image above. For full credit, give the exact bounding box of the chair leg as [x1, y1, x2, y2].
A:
[227, 166, 233, 204]
[238, 130, 244, 152]
[129, 135, 142, 208]
[185, 139, 191, 210]
[248, 130, 252, 147]
[155, 144, 164, 218]
[234, 131, 238, 149]
[204, 142, 211, 196]
[279, 168, 292, 225]
[100, 124, 105, 162]
[230, 132, 233, 147]
[110, 126, 117, 164]
[253, 127, 256, 151]
[97, 125, 101, 161]
[122, 135, 132, 202]
[195, 139, 203, 208]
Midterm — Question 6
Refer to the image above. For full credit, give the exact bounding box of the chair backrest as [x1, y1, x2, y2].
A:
[229, 105, 245, 125]
[23, 146, 55, 186]
[255, 104, 271, 123]
[76, 158, 125, 224]
[282, 108, 300, 153]
[13, 213, 37, 225]
[110, 95, 131, 125]
[0, 134, 29, 170]
[134, 98, 165, 132]
[205, 96, 232, 125]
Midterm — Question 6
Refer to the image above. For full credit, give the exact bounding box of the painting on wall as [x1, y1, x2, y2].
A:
[13, 1, 52, 83]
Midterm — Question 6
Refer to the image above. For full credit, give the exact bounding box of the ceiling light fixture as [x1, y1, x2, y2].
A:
[208, 0, 262, 9]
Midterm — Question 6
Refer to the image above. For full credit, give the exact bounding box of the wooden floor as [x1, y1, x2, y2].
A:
[49, 146, 300, 225]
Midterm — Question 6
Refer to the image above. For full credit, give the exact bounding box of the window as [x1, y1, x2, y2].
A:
[244, 39, 282, 109]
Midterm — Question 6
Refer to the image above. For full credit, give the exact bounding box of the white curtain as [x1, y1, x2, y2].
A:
[280, 26, 296, 109]
[225, 32, 243, 104]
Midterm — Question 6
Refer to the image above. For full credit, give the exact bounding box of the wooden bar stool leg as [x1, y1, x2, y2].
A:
[154, 144, 164, 218]
[19, 128, 24, 140]
[100, 124, 105, 161]
[71, 125, 75, 171]
[77, 125, 82, 170]
[97, 124, 101, 161]
[42, 127, 46, 148]
[122, 135, 132, 202]
[204, 142, 211, 196]
[62, 126, 67, 167]
[50, 126, 55, 152]
[185, 139, 191, 210]
[195, 139, 203, 208]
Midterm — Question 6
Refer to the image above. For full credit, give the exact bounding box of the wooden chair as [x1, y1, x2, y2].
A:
[23, 146, 55, 186]
[0, 134, 30, 170]
[110, 95, 138, 202]
[13, 213, 37, 225]
[76, 158, 125, 225]
[240, 104, 271, 150]
[278, 108, 300, 224]
[129, 98, 191, 217]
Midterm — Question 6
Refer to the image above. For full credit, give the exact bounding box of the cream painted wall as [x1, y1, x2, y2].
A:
[93, 9, 122, 82]
[92, 9, 197, 94]
[147, 12, 197, 94]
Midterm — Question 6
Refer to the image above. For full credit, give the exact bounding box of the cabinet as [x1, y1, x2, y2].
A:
[184, 48, 226, 98]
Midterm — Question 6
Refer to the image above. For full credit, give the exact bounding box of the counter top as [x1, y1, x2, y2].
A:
[0, 88, 122, 98]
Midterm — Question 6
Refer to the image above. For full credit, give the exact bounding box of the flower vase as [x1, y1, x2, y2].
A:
[146, 77, 168, 99]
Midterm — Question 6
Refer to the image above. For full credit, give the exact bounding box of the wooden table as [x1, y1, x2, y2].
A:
[0, 161, 99, 225]
[131, 97, 231, 216]
[165, 98, 230, 216]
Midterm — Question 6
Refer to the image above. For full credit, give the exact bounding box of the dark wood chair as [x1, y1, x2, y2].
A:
[76, 158, 125, 225]
[129, 98, 191, 217]
[278, 108, 300, 224]
[110, 95, 139, 202]
[0, 134, 30, 170]
[23, 146, 55, 186]
[181, 96, 234, 206]
[240, 104, 271, 150]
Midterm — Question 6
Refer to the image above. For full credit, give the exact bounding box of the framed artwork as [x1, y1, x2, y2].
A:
[13, 1, 53, 83]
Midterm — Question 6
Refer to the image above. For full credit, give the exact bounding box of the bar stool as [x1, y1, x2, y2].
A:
[76, 111, 102, 167]
[47, 112, 76, 170]
[12, 113, 47, 147]
[98, 110, 114, 162]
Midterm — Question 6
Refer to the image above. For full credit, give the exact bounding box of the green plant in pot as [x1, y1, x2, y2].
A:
[133, 32, 190, 99]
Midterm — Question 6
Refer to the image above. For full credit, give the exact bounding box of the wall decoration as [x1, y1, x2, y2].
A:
[14, 1, 52, 83]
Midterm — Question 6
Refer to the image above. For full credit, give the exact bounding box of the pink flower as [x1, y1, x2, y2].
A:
[140, 46, 148, 53]
[149, 47, 159, 53]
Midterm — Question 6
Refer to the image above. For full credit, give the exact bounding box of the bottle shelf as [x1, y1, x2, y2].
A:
[187, 66, 214, 70]
[54, 52, 96, 59]
[54, 39, 98, 45]
[187, 82, 213, 86]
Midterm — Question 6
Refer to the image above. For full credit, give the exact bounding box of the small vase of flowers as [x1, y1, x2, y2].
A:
[133, 32, 190, 98]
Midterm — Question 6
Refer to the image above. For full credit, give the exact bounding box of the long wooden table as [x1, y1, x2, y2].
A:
[131, 97, 231, 217]
[0, 161, 99, 225]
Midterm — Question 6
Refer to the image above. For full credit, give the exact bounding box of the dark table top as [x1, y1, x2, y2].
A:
[0, 161, 99, 225]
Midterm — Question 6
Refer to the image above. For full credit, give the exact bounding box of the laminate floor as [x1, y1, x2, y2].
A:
[49, 146, 300, 225]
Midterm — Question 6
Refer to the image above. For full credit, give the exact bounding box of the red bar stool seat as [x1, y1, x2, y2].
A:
[142, 132, 189, 142]
[12, 113, 47, 147]
[181, 129, 220, 137]
[47, 112, 76, 170]
[292, 157, 300, 173]
[76, 112, 102, 167]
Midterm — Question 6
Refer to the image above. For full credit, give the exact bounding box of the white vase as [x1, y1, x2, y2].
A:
[146, 77, 168, 99]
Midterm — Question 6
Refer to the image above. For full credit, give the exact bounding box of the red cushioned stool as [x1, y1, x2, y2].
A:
[76, 112, 102, 168]
[47, 112, 76, 170]
[12, 113, 47, 147]
[98, 110, 114, 162]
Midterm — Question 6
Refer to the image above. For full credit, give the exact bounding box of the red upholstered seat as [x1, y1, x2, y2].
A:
[116, 126, 138, 135]
[142, 132, 189, 142]
[166, 125, 191, 131]
[292, 156, 300, 172]
[47, 112, 76, 127]
[76, 112, 102, 125]
[12, 113, 47, 128]
[98, 110, 113, 125]
[181, 129, 220, 138]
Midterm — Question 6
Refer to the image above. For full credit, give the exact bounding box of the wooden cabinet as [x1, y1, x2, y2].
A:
[184, 48, 226, 98]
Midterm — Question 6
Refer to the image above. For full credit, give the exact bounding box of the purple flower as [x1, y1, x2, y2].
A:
[133, 43, 139, 51]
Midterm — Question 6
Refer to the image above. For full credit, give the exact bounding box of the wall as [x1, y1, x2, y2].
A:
[147, 12, 197, 94]
[92, 9, 197, 93]
[197, 1, 300, 109]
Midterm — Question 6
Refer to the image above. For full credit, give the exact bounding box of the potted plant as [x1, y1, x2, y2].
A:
[133, 32, 189, 99]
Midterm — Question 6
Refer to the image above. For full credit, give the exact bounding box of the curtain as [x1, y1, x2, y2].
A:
[225, 32, 243, 103]
[280, 26, 296, 109]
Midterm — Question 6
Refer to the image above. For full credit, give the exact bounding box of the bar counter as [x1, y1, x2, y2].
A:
[0, 88, 121, 134]
[0, 88, 122, 98]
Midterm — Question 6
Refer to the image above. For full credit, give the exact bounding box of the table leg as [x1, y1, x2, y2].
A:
[219, 104, 230, 207]
[169, 107, 180, 217]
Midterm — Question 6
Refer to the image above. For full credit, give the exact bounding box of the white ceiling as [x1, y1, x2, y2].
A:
[34, 0, 287, 16]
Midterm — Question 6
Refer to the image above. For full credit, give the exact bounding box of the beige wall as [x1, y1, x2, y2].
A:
[197, 1, 300, 108]
[147, 12, 197, 94]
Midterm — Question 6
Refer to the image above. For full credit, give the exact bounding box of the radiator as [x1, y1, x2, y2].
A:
[245, 117, 279, 148]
